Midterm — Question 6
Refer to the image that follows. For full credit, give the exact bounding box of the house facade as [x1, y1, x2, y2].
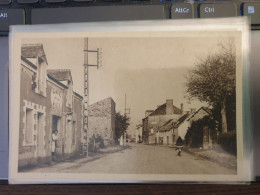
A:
[19, 44, 83, 169]
[157, 107, 213, 148]
[142, 99, 183, 144]
[88, 97, 116, 147]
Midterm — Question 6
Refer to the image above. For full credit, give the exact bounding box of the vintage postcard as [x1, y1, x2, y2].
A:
[9, 19, 252, 183]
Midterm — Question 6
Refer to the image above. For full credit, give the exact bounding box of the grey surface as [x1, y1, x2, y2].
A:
[0, 37, 9, 179]
[31, 5, 165, 24]
[251, 31, 260, 177]
[199, 3, 237, 18]
[0, 9, 25, 32]
[0, 0, 11, 5]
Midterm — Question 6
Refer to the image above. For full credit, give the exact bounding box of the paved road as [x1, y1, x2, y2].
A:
[30, 143, 236, 174]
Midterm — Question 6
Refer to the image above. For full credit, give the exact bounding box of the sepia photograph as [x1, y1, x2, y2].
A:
[9, 20, 250, 183]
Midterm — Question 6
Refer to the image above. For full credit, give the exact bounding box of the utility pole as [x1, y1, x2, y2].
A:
[124, 94, 130, 116]
[123, 94, 130, 146]
[83, 38, 102, 157]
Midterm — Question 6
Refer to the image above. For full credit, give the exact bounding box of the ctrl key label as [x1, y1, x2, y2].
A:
[0, 9, 25, 32]
[171, 4, 193, 19]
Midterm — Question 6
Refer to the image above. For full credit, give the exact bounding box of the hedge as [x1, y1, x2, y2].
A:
[218, 131, 237, 155]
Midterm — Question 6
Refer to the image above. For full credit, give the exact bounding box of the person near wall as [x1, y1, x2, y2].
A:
[52, 130, 59, 161]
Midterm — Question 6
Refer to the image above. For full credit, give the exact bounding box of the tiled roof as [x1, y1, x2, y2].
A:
[47, 69, 72, 82]
[149, 103, 182, 116]
[159, 119, 174, 131]
[187, 106, 212, 121]
[159, 113, 190, 131]
[21, 44, 46, 60]
[173, 113, 190, 128]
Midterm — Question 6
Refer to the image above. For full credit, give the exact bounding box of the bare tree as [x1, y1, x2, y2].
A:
[185, 42, 236, 133]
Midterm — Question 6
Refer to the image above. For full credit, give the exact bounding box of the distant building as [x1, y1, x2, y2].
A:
[158, 106, 214, 148]
[88, 97, 116, 147]
[19, 44, 83, 169]
[158, 113, 190, 145]
[142, 99, 183, 144]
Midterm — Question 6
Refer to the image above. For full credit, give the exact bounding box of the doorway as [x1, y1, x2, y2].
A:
[37, 112, 44, 158]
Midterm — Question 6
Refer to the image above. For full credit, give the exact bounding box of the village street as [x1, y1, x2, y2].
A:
[27, 143, 236, 175]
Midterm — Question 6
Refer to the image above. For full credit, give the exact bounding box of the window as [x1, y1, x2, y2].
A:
[72, 121, 76, 145]
[66, 82, 73, 109]
[25, 108, 33, 144]
[37, 57, 47, 96]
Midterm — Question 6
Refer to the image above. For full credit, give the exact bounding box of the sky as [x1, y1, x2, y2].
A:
[22, 34, 236, 135]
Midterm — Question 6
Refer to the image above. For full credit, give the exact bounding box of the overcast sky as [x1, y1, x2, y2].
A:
[22, 34, 236, 135]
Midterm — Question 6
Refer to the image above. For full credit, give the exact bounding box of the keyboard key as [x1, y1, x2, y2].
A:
[199, 3, 237, 18]
[102, 0, 121, 2]
[0, 0, 11, 5]
[243, 3, 260, 25]
[0, 9, 25, 32]
[17, 0, 38, 3]
[171, 3, 193, 19]
[45, 0, 66, 2]
[73, 0, 93, 2]
[31, 6, 165, 24]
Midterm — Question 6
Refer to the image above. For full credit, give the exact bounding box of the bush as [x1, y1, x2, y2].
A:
[218, 131, 237, 155]
[185, 116, 217, 148]
[185, 121, 203, 148]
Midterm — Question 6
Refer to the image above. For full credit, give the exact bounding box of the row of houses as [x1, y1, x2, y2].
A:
[19, 44, 115, 169]
[142, 99, 213, 149]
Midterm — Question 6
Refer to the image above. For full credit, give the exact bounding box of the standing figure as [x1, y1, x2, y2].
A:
[52, 130, 59, 161]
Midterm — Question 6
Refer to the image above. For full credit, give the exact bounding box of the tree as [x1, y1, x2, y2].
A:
[115, 112, 130, 140]
[185, 43, 236, 133]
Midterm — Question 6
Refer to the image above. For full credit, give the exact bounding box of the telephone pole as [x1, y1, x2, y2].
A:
[124, 94, 130, 117]
[83, 38, 102, 156]
[123, 94, 130, 146]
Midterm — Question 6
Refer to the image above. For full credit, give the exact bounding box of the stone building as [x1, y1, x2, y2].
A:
[88, 97, 116, 147]
[142, 99, 183, 144]
[158, 106, 213, 148]
[158, 113, 190, 145]
[19, 44, 83, 169]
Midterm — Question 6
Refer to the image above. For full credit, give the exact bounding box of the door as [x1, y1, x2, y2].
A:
[37, 112, 44, 158]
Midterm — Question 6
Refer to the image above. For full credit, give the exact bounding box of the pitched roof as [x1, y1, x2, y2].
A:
[173, 113, 190, 128]
[187, 106, 212, 121]
[159, 113, 190, 132]
[159, 119, 174, 131]
[21, 44, 47, 63]
[47, 69, 73, 83]
[21, 56, 37, 70]
[149, 103, 182, 116]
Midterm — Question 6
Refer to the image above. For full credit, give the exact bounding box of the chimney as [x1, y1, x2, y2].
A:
[180, 103, 183, 115]
[166, 99, 173, 115]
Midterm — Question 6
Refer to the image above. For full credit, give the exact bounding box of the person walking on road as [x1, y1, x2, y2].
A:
[175, 136, 183, 156]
